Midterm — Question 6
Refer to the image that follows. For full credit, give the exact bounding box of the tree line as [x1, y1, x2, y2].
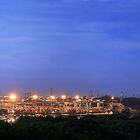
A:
[0, 114, 140, 140]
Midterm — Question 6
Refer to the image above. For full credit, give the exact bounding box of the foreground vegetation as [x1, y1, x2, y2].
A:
[1, 114, 140, 140]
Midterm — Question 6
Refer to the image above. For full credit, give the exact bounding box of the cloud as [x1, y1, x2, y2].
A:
[0, 37, 36, 42]
[0, 0, 139, 94]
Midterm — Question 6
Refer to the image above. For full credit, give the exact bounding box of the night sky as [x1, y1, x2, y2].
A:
[0, 0, 140, 96]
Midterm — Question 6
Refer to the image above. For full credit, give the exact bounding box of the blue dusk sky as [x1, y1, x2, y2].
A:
[0, 0, 140, 96]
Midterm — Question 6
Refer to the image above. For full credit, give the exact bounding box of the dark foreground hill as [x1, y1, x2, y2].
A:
[1, 115, 140, 140]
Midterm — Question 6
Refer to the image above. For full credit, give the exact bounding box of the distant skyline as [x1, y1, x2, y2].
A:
[0, 0, 140, 95]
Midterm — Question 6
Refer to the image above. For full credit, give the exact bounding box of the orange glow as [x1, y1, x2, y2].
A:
[9, 94, 16, 100]
[75, 96, 80, 100]
[50, 96, 55, 100]
[61, 95, 66, 99]
[32, 95, 38, 100]
[111, 96, 115, 100]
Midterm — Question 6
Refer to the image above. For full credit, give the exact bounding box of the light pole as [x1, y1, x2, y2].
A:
[0, 97, 3, 110]
[75, 96, 80, 114]
[111, 96, 115, 100]
[110, 96, 115, 111]
[9, 94, 17, 114]
[87, 97, 90, 115]
[61, 95, 66, 115]
[31, 95, 39, 115]
[50, 96, 55, 113]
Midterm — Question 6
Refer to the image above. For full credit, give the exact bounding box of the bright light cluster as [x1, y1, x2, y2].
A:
[75, 96, 80, 100]
[61, 95, 66, 99]
[32, 95, 38, 100]
[50, 96, 55, 100]
[111, 96, 115, 100]
[9, 95, 17, 100]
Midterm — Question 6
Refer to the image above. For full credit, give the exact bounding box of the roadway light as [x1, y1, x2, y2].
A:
[61, 95, 66, 115]
[50, 96, 55, 100]
[111, 96, 115, 100]
[9, 94, 17, 114]
[32, 95, 38, 100]
[50, 96, 55, 113]
[75, 96, 80, 100]
[61, 95, 66, 99]
[9, 94, 17, 100]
